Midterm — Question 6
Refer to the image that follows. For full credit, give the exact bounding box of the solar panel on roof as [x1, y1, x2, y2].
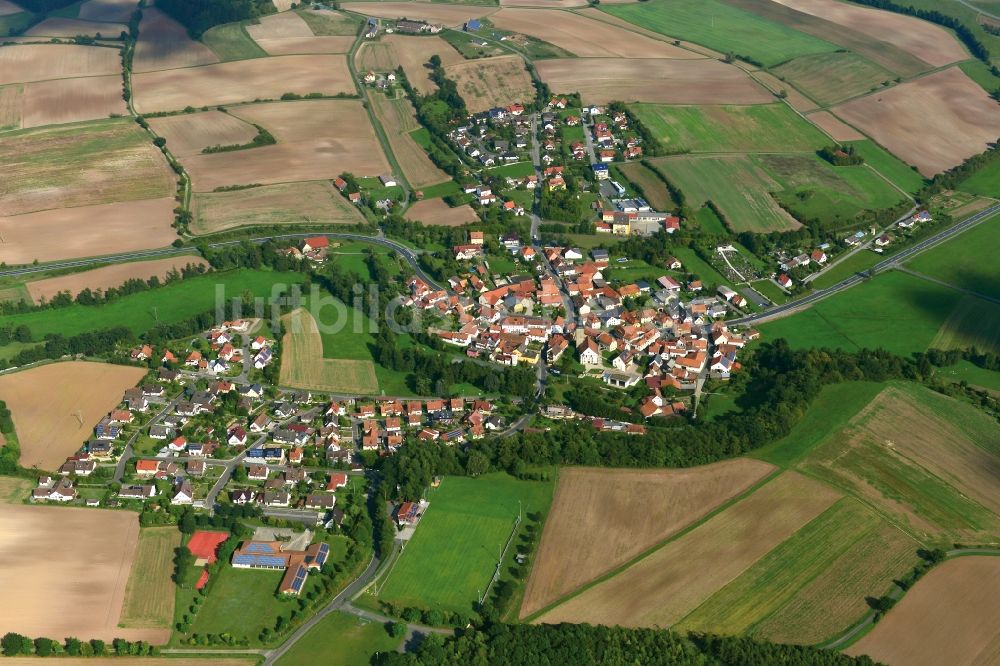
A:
[315, 544, 329, 567]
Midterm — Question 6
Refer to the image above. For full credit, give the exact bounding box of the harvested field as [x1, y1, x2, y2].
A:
[280, 308, 379, 394]
[248, 10, 314, 38]
[847, 556, 1000, 666]
[119, 527, 181, 630]
[833, 67, 1000, 177]
[24, 17, 127, 37]
[535, 472, 840, 627]
[0, 118, 175, 217]
[0, 198, 176, 265]
[0, 84, 22, 130]
[0, 361, 146, 470]
[272, 0, 294, 10]
[491, 8, 701, 58]
[773, 51, 894, 106]
[26, 255, 207, 304]
[192, 181, 365, 234]
[0, 44, 120, 84]
[806, 111, 865, 141]
[750, 70, 818, 112]
[406, 198, 478, 226]
[3, 661, 254, 666]
[133, 8, 219, 72]
[22, 75, 126, 128]
[370, 93, 450, 187]
[444, 55, 536, 113]
[147, 110, 258, 157]
[769, 0, 968, 68]
[78, 0, 138, 22]
[383, 35, 464, 95]
[502, 0, 587, 5]
[339, 2, 498, 26]
[535, 58, 771, 104]
[133, 54, 352, 112]
[521, 460, 775, 618]
[247, 11, 353, 55]
[0, 504, 167, 642]
[356, 42, 395, 71]
[181, 99, 387, 190]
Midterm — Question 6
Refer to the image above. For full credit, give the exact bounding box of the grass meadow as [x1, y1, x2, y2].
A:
[906, 211, 1000, 299]
[189, 568, 291, 639]
[119, 527, 182, 630]
[772, 52, 893, 106]
[201, 22, 267, 61]
[958, 160, 1000, 198]
[274, 611, 400, 666]
[845, 139, 926, 195]
[377, 474, 554, 615]
[929, 296, 1000, 355]
[934, 360, 1000, 393]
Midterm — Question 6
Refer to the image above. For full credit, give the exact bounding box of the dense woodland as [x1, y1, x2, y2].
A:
[157, 0, 275, 37]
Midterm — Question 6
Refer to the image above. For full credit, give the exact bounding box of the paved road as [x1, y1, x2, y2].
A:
[804, 204, 916, 285]
[114, 396, 181, 483]
[729, 203, 1000, 327]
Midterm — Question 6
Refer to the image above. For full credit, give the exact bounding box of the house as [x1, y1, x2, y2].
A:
[171, 480, 194, 505]
[777, 274, 793, 289]
[230, 489, 255, 505]
[811, 249, 828, 264]
[592, 163, 609, 180]
[119, 484, 156, 500]
[33, 477, 77, 502]
[305, 493, 335, 510]
[248, 464, 269, 481]
[187, 460, 206, 476]
[228, 426, 247, 447]
[262, 490, 291, 507]
[578, 338, 601, 365]
[396, 501, 421, 525]
[325, 472, 348, 492]
[302, 236, 329, 253]
[379, 174, 397, 187]
[59, 458, 96, 477]
[666, 256, 683, 270]
[135, 459, 160, 477]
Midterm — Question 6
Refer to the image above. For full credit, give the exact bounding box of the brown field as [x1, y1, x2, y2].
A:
[3, 661, 255, 666]
[847, 557, 1000, 665]
[770, 0, 968, 68]
[491, 8, 700, 58]
[25, 17, 127, 37]
[272, 0, 294, 10]
[0, 0, 23, 15]
[521, 460, 775, 618]
[181, 99, 387, 190]
[617, 161, 674, 210]
[191, 181, 365, 234]
[535, 472, 841, 627]
[406, 198, 478, 226]
[22, 75, 126, 128]
[0, 504, 168, 642]
[356, 42, 395, 72]
[247, 10, 353, 54]
[133, 8, 219, 72]
[502, 0, 587, 5]
[0, 361, 146, 470]
[751, 70, 819, 112]
[577, 8, 724, 57]
[26, 255, 207, 303]
[444, 55, 534, 113]
[805, 111, 865, 141]
[340, 2, 498, 25]
[78, 0, 138, 22]
[132, 54, 353, 112]
[119, 527, 182, 629]
[383, 35, 464, 95]
[280, 308, 380, 394]
[0, 84, 22, 130]
[0, 198, 177, 265]
[248, 10, 314, 38]
[148, 110, 258, 157]
[0, 44, 121, 85]
[833, 67, 1000, 177]
[371, 93, 450, 187]
[536, 58, 772, 104]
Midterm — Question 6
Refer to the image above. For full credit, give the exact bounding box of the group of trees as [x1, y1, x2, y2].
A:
[201, 124, 276, 153]
[157, 0, 275, 37]
[818, 144, 864, 166]
[2, 633, 157, 658]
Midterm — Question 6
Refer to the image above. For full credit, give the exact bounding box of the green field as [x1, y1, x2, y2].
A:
[190, 568, 292, 640]
[487, 161, 536, 179]
[201, 22, 267, 61]
[748, 279, 788, 305]
[669, 246, 734, 287]
[957, 160, 1000, 198]
[632, 103, 827, 153]
[959, 59, 1000, 97]
[616, 162, 674, 211]
[934, 359, 1000, 393]
[0, 11, 36, 36]
[929, 295, 1000, 354]
[759, 270, 957, 355]
[274, 611, 400, 666]
[694, 205, 729, 235]
[772, 51, 894, 106]
[418, 180, 463, 200]
[809, 249, 881, 290]
[844, 139, 926, 195]
[906, 213, 1000, 298]
[0, 269, 304, 341]
[296, 8, 361, 35]
[377, 473, 553, 615]
[603, 0, 838, 67]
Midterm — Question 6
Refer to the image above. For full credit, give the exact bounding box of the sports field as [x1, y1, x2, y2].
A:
[280, 307, 380, 394]
[190, 567, 290, 639]
[772, 51, 893, 106]
[377, 473, 553, 615]
[906, 213, 1000, 300]
[274, 611, 402, 666]
[119, 527, 182, 630]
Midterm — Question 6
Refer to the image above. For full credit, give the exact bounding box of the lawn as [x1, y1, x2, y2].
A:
[603, 0, 838, 67]
[377, 473, 554, 615]
[845, 139, 926, 195]
[957, 159, 1000, 198]
[418, 180, 463, 200]
[906, 212, 1000, 299]
[0, 269, 305, 340]
[632, 103, 827, 153]
[274, 611, 401, 666]
[190, 567, 294, 641]
[488, 161, 536, 179]
[201, 22, 267, 61]
[694, 205, 729, 235]
[772, 52, 893, 106]
[748, 278, 788, 305]
[759, 270, 958, 356]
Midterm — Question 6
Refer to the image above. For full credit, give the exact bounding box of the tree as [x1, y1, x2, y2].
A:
[1, 633, 31, 656]
[386, 622, 406, 638]
[34, 637, 58, 656]
[465, 450, 490, 477]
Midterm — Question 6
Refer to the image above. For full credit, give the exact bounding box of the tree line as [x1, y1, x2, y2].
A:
[157, 0, 275, 37]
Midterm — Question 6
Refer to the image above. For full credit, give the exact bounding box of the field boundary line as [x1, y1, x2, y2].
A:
[520, 466, 783, 623]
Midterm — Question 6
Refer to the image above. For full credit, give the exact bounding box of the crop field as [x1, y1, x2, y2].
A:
[0, 84, 21, 129]
[0, 504, 165, 642]
[26, 255, 208, 304]
[930, 296, 1000, 355]
[773, 52, 894, 106]
[3, 661, 254, 666]
[536, 472, 841, 627]
[844, 139, 926, 194]
[25, 17, 127, 37]
[908, 214, 1000, 298]
[0, 361, 145, 470]
[181, 100, 388, 190]
[280, 307, 379, 394]
[148, 110, 257, 157]
[847, 556, 1000, 665]
[296, 8, 360, 36]
[192, 181, 364, 234]
[651, 155, 801, 232]
[521, 460, 774, 618]
[339, 2, 499, 25]
[632, 103, 826, 153]
[616, 161, 674, 211]
[356, 42, 395, 72]
[444, 55, 534, 113]
[274, 611, 402, 666]
[405, 198, 478, 226]
[119, 527, 181, 630]
[133, 55, 353, 112]
[0, 197, 177, 265]
[804, 111, 864, 142]
[800, 383, 1000, 542]
[0, 44, 121, 84]
[0, 118, 175, 218]
[834, 67, 1000, 177]
[78, 0, 137, 22]
[677, 498, 919, 643]
[382, 35, 464, 95]
[247, 11, 353, 56]
[378, 473, 554, 614]
[20, 75, 126, 129]
[603, 0, 838, 67]
[490, 8, 700, 58]
[133, 8, 219, 72]
[370, 93, 450, 187]
[749, 69, 819, 112]
[201, 22, 267, 61]
[536, 58, 772, 105]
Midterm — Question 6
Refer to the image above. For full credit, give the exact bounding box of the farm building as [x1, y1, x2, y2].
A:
[231, 540, 330, 595]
